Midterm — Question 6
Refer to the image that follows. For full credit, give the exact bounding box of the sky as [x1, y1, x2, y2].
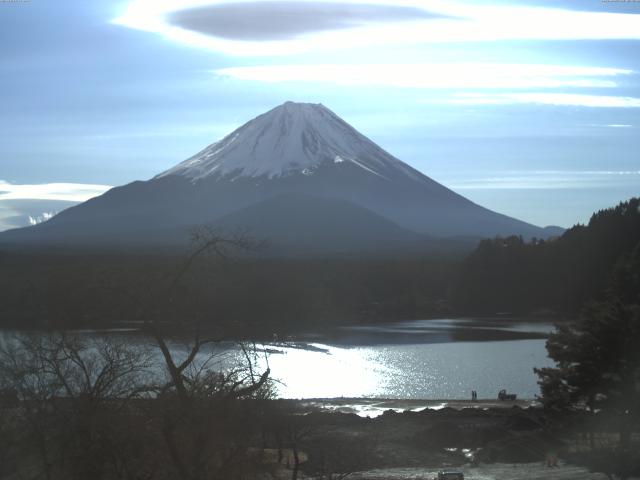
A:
[1, 0, 639, 231]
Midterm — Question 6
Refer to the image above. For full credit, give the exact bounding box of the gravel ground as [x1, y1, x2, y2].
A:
[348, 462, 610, 479]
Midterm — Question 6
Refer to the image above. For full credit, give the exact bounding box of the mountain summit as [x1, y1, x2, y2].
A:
[156, 102, 420, 182]
[0, 102, 555, 254]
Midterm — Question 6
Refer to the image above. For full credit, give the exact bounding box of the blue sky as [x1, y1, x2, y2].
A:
[1, 0, 639, 231]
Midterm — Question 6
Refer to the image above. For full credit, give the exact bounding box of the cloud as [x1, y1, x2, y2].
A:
[0, 180, 112, 202]
[169, 2, 441, 41]
[448, 170, 640, 190]
[28, 212, 56, 226]
[113, 0, 640, 56]
[0, 203, 21, 232]
[582, 124, 634, 128]
[0, 182, 110, 232]
[0, 199, 82, 232]
[214, 63, 632, 89]
[447, 92, 640, 107]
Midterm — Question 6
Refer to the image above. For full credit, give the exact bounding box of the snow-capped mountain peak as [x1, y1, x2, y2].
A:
[156, 101, 417, 181]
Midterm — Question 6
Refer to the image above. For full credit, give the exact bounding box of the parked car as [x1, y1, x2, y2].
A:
[498, 389, 517, 401]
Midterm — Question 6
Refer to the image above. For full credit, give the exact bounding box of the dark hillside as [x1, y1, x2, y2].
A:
[453, 197, 640, 315]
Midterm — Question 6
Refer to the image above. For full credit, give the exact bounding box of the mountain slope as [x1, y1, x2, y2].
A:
[215, 193, 433, 255]
[0, 102, 554, 253]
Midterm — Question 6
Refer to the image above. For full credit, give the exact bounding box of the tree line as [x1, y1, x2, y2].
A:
[452, 197, 640, 316]
[0, 246, 457, 333]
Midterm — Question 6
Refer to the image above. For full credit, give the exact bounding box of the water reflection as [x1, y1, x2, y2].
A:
[0, 318, 555, 400]
[256, 339, 552, 399]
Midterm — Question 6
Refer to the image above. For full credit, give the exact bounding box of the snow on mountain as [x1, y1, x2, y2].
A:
[156, 102, 420, 182]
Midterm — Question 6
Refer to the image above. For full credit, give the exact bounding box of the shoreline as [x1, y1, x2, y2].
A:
[295, 397, 539, 418]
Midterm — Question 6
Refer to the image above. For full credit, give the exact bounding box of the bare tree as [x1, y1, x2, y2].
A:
[149, 227, 267, 401]
[0, 228, 274, 480]
[145, 227, 273, 480]
[0, 333, 154, 480]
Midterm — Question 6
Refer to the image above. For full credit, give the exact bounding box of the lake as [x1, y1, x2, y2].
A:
[1, 318, 556, 401]
[166, 317, 555, 400]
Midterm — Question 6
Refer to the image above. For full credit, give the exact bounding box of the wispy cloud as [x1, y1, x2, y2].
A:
[580, 123, 635, 129]
[113, 0, 640, 56]
[447, 92, 640, 107]
[215, 63, 632, 89]
[447, 170, 640, 190]
[0, 181, 112, 202]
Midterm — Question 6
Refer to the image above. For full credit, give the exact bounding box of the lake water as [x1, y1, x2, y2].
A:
[161, 318, 554, 400]
[1, 318, 555, 401]
[258, 318, 554, 399]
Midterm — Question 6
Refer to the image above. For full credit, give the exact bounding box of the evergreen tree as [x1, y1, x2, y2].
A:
[536, 299, 639, 420]
[535, 242, 640, 478]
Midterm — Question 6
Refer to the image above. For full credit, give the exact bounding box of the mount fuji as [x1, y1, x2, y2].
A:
[0, 102, 558, 255]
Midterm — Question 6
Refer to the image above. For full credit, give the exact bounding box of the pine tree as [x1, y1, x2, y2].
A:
[535, 242, 640, 447]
